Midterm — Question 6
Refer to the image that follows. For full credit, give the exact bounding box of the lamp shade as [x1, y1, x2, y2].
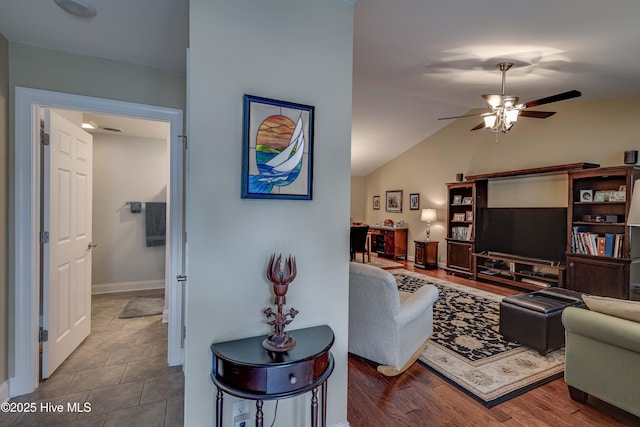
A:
[421, 208, 437, 223]
[627, 180, 640, 226]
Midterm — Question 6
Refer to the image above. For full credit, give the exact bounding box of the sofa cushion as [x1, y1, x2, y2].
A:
[582, 294, 640, 323]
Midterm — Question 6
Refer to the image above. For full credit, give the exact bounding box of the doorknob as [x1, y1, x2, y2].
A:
[87, 242, 97, 250]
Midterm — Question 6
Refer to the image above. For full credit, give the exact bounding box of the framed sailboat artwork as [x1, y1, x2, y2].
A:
[242, 94, 314, 200]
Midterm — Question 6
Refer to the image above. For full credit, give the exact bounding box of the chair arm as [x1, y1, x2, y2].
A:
[397, 285, 438, 327]
[562, 306, 640, 354]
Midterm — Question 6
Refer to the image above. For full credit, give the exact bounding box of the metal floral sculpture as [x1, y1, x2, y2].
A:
[263, 254, 299, 352]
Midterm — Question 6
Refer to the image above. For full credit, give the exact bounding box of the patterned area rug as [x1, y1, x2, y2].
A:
[391, 269, 564, 407]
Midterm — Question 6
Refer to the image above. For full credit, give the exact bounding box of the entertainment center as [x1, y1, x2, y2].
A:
[445, 163, 640, 300]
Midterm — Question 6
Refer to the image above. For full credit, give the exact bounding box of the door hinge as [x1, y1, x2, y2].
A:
[41, 132, 50, 146]
[177, 274, 187, 283]
[40, 231, 49, 244]
[39, 328, 49, 343]
[179, 134, 187, 150]
[183, 326, 187, 340]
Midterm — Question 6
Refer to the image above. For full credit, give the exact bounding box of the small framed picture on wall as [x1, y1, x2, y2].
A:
[409, 193, 420, 210]
[373, 195, 380, 210]
[386, 190, 403, 213]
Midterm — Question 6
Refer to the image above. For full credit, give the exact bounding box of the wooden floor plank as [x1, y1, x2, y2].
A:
[347, 260, 640, 426]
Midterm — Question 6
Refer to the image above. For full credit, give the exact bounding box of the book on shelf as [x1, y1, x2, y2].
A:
[597, 236, 605, 256]
[450, 224, 474, 240]
[571, 226, 624, 257]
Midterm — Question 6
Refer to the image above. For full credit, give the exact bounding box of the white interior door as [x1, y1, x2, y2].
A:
[42, 109, 94, 378]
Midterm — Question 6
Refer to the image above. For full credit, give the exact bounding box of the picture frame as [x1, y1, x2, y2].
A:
[386, 190, 403, 213]
[466, 210, 473, 221]
[452, 195, 463, 205]
[241, 94, 314, 200]
[610, 191, 626, 202]
[579, 189, 593, 202]
[461, 196, 473, 205]
[373, 195, 380, 210]
[452, 213, 466, 222]
[594, 191, 611, 202]
[409, 193, 420, 210]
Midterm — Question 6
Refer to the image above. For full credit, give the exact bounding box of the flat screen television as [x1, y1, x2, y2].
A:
[479, 208, 567, 263]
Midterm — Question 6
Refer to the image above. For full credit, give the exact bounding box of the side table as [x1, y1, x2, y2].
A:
[414, 240, 439, 269]
[210, 325, 335, 427]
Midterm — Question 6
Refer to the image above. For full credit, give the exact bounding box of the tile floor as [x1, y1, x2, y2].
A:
[1, 290, 184, 427]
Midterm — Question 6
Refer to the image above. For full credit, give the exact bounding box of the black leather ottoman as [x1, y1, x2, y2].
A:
[499, 288, 585, 355]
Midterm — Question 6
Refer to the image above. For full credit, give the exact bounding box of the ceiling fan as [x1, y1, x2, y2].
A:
[438, 62, 581, 133]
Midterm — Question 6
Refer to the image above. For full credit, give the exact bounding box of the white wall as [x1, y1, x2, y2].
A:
[187, 1, 353, 426]
[0, 32, 9, 394]
[92, 133, 168, 292]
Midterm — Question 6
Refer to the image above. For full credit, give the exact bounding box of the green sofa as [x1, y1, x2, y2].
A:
[562, 306, 640, 417]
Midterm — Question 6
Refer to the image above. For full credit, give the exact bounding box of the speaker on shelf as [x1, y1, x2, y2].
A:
[624, 150, 638, 165]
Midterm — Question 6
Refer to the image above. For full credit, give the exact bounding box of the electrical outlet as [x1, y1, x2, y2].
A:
[234, 419, 248, 427]
[232, 400, 249, 418]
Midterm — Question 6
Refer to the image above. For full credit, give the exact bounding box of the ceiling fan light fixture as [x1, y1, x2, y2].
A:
[505, 108, 520, 124]
[54, 0, 97, 18]
[484, 115, 497, 128]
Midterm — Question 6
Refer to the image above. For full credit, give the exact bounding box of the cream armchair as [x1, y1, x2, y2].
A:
[348, 262, 439, 376]
[562, 304, 640, 417]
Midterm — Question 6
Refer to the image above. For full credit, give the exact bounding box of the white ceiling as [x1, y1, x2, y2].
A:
[2, 0, 640, 175]
[82, 112, 169, 140]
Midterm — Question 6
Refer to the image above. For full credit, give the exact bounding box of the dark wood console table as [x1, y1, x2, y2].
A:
[210, 325, 335, 427]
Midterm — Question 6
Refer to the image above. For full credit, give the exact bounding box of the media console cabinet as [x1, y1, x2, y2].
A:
[473, 251, 565, 291]
[447, 163, 599, 291]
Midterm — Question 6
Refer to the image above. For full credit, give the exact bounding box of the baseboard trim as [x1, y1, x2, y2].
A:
[92, 279, 164, 295]
[331, 422, 350, 427]
[0, 379, 9, 403]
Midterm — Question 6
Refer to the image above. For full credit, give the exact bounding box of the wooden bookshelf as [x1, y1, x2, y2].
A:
[566, 166, 640, 300]
[444, 180, 487, 277]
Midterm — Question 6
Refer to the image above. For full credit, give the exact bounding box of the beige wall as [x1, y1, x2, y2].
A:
[358, 97, 640, 264]
[187, 1, 353, 425]
[350, 176, 366, 223]
[92, 133, 168, 289]
[0, 33, 8, 390]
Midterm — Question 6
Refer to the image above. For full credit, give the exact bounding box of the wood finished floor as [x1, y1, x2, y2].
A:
[347, 260, 640, 427]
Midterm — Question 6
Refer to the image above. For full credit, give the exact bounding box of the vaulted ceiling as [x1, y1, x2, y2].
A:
[2, 0, 639, 175]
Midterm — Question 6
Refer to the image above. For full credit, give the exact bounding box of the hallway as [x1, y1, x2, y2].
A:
[1, 290, 183, 426]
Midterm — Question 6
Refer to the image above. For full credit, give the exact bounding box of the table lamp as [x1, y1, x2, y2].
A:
[421, 208, 437, 241]
[627, 180, 640, 226]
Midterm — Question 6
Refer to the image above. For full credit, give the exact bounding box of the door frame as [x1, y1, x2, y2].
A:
[11, 87, 185, 396]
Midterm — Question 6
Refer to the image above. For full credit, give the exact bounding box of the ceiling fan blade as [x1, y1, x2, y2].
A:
[524, 90, 581, 108]
[438, 112, 484, 120]
[470, 122, 485, 131]
[439, 111, 494, 120]
[519, 110, 557, 119]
